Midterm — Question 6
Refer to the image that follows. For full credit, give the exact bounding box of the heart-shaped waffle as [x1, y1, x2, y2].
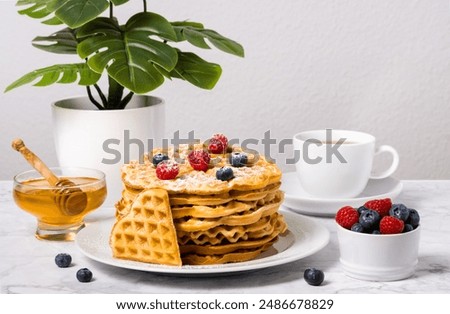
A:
[110, 188, 181, 266]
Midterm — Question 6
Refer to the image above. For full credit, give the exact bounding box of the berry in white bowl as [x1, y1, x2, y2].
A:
[335, 198, 421, 281]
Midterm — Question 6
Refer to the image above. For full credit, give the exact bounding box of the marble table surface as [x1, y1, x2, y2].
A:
[1, 180, 449, 294]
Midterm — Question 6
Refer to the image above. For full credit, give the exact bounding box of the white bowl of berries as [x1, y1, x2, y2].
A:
[335, 198, 421, 281]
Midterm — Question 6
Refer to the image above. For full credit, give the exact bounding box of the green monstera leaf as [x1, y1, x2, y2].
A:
[32, 27, 78, 54]
[16, 0, 129, 27]
[77, 12, 178, 94]
[16, 0, 62, 25]
[170, 51, 222, 90]
[171, 21, 244, 57]
[4, 63, 101, 92]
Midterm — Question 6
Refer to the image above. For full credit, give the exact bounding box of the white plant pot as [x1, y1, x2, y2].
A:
[52, 95, 164, 208]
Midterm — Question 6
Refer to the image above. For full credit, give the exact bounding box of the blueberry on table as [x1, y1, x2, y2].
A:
[76, 268, 93, 283]
[55, 253, 72, 268]
[304, 268, 324, 286]
[229, 152, 248, 167]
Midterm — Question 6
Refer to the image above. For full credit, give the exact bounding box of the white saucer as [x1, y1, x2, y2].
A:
[281, 172, 403, 217]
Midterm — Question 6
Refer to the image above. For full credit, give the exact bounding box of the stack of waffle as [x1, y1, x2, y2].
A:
[110, 144, 287, 266]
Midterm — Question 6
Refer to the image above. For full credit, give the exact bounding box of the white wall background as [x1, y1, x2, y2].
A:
[1, 0, 450, 180]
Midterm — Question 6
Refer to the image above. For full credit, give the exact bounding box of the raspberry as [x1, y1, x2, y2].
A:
[212, 133, 228, 149]
[380, 216, 404, 234]
[208, 138, 225, 154]
[188, 150, 211, 172]
[364, 198, 392, 217]
[335, 206, 359, 229]
[156, 160, 179, 180]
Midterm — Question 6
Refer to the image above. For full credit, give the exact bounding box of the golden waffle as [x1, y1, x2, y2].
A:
[169, 182, 281, 205]
[179, 215, 287, 255]
[177, 213, 282, 245]
[120, 144, 282, 195]
[174, 191, 283, 232]
[116, 182, 281, 219]
[181, 240, 276, 265]
[112, 142, 288, 266]
[169, 193, 233, 206]
[110, 189, 182, 266]
[171, 201, 252, 219]
[228, 182, 281, 201]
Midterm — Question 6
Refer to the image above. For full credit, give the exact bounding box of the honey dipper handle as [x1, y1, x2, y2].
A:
[12, 139, 60, 186]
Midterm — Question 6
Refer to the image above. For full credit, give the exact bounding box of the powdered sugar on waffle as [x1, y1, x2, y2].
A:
[121, 144, 282, 195]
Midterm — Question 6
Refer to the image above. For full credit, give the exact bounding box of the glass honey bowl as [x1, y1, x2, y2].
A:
[13, 167, 107, 241]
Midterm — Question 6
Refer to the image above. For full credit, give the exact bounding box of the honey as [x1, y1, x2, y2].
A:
[13, 176, 107, 226]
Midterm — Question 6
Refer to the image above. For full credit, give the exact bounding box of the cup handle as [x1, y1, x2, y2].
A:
[370, 145, 399, 179]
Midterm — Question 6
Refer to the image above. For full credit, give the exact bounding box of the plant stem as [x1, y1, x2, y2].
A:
[143, 0, 147, 12]
[107, 75, 124, 109]
[93, 84, 108, 107]
[119, 91, 134, 109]
[109, 1, 113, 18]
[86, 86, 104, 110]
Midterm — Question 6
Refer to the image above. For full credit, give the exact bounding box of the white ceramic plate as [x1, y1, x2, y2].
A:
[75, 211, 330, 276]
[281, 172, 403, 217]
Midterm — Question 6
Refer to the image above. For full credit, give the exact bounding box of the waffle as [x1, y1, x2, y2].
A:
[110, 189, 182, 266]
[111, 142, 288, 266]
[173, 191, 283, 232]
[179, 215, 286, 255]
[120, 144, 282, 194]
[116, 182, 281, 219]
[179, 213, 286, 246]
[181, 241, 276, 265]
[171, 201, 253, 219]
[177, 214, 278, 245]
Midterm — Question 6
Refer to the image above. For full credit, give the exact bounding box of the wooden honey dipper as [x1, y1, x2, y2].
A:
[12, 139, 88, 216]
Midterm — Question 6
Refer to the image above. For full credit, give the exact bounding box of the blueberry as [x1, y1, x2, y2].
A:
[372, 230, 381, 234]
[152, 153, 169, 167]
[216, 167, 234, 181]
[403, 224, 414, 233]
[406, 209, 420, 228]
[76, 268, 93, 283]
[359, 209, 380, 229]
[389, 204, 410, 221]
[304, 268, 324, 286]
[351, 223, 365, 233]
[55, 253, 72, 268]
[357, 206, 369, 215]
[229, 152, 248, 167]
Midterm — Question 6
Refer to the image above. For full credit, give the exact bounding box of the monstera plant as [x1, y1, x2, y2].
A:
[5, 0, 244, 110]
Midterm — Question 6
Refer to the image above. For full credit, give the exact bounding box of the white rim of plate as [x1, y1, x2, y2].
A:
[75, 211, 330, 275]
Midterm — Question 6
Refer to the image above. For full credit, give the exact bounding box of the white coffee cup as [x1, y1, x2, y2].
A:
[293, 129, 399, 199]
